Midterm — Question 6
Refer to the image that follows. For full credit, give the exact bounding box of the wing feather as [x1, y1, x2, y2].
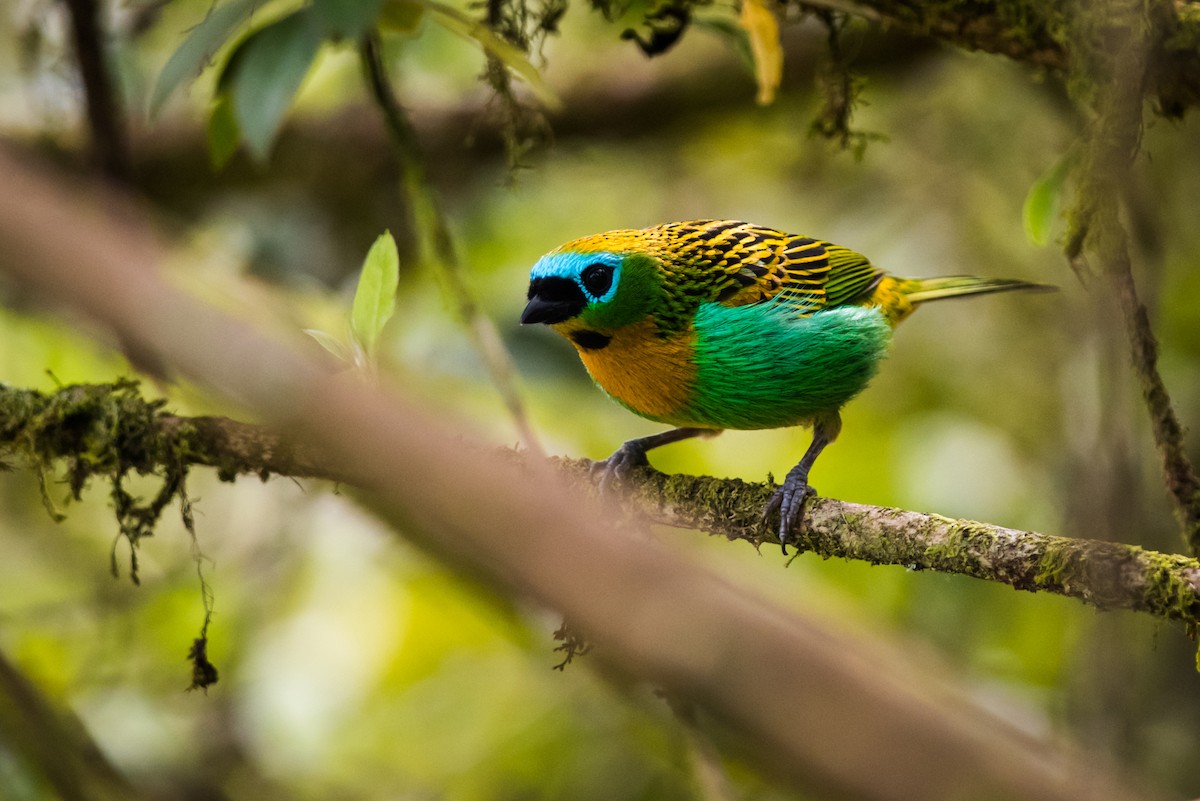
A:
[655, 220, 884, 316]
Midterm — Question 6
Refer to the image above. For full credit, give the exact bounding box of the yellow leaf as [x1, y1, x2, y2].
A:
[740, 0, 782, 105]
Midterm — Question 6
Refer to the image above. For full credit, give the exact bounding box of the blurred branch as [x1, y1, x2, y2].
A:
[0, 641, 283, 800]
[359, 33, 543, 455]
[668, 698, 739, 801]
[480, 0, 555, 172]
[794, 0, 1200, 117]
[4, 380, 1199, 628]
[1065, 0, 1200, 554]
[0, 648, 149, 801]
[800, 0, 1066, 68]
[61, 0, 130, 182]
[0, 148, 1160, 801]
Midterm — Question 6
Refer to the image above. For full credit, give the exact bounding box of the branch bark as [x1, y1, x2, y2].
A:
[4, 381, 1199, 628]
[799, 0, 1200, 118]
[609, 462, 1200, 625]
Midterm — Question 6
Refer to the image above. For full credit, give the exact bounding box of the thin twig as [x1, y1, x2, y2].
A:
[61, 0, 130, 182]
[1066, 0, 1200, 554]
[668, 697, 740, 801]
[1110, 231, 1200, 550]
[359, 33, 544, 456]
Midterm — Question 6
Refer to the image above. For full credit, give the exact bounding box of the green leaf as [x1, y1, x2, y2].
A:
[226, 9, 322, 163]
[206, 92, 240, 168]
[312, 0, 386, 39]
[148, 0, 261, 118]
[303, 328, 353, 364]
[418, 0, 560, 110]
[350, 232, 400, 361]
[1023, 151, 1076, 247]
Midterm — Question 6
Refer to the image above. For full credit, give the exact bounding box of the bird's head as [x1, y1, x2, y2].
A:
[521, 239, 662, 349]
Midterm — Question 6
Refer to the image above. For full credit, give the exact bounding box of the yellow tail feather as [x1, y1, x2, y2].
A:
[868, 275, 1055, 325]
[901, 275, 1055, 303]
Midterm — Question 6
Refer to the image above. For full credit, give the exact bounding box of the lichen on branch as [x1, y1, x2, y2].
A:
[4, 379, 1200, 630]
[0, 380, 325, 575]
[557, 457, 1200, 628]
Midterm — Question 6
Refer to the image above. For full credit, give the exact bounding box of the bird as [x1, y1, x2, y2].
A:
[520, 219, 1052, 553]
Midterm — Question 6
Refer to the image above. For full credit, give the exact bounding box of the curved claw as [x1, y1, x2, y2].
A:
[764, 414, 838, 556]
[591, 428, 713, 496]
[593, 441, 649, 495]
[763, 481, 817, 555]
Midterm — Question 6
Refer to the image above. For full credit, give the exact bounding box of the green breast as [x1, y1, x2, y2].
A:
[679, 302, 892, 430]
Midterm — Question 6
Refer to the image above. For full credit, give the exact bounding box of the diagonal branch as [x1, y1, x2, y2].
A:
[0, 148, 1162, 801]
[0, 647, 148, 801]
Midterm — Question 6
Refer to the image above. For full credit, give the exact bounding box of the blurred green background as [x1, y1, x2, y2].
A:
[2, 1, 1200, 798]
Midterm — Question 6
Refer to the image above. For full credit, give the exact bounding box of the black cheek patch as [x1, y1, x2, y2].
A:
[569, 330, 612, 350]
[530, 276, 585, 304]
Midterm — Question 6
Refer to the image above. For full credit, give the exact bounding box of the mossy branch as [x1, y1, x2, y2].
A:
[562, 459, 1200, 627]
[0, 380, 323, 585]
[5, 380, 1198, 628]
[0, 380, 326, 484]
[793, 0, 1200, 118]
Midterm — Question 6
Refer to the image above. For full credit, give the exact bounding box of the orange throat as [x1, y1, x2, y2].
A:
[554, 317, 697, 423]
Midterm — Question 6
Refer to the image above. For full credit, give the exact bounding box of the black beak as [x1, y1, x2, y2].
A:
[521, 277, 586, 325]
[521, 296, 577, 325]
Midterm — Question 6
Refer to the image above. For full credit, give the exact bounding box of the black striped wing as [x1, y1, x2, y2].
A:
[660, 220, 884, 315]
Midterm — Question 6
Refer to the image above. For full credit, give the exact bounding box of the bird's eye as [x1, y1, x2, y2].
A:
[580, 263, 614, 299]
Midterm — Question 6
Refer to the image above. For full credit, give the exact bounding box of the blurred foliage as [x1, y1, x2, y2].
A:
[2, 0, 1200, 800]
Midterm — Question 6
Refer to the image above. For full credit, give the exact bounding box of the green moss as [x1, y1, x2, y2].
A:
[661, 471, 767, 536]
[554, 450, 1200, 635]
[1033, 540, 1077, 588]
[917, 519, 996, 579]
[1137, 550, 1200, 622]
[0, 380, 194, 583]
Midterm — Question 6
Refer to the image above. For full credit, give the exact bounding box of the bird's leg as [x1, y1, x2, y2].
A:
[595, 427, 717, 492]
[764, 412, 842, 554]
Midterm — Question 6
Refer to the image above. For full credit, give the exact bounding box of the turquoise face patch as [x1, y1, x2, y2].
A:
[530, 251, 624, 305]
